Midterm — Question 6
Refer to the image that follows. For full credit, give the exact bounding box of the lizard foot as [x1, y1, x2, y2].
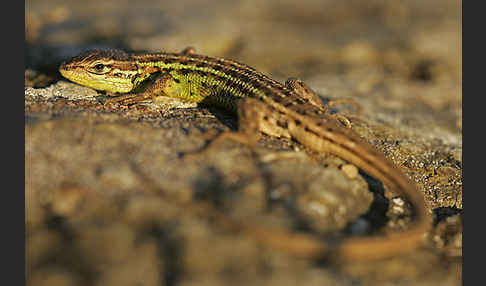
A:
[326, 98, 362, 114]
[322, 98, 363, 129]
[103, 93, 152, 107]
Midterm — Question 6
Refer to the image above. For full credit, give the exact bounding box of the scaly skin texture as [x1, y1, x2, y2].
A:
[59, 48, 430, 262]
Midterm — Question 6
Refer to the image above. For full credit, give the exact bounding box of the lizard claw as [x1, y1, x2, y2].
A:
[321, 98, 363, 128]
[326, 98, 363, 114]
[330, 113, 352, 128]
[102, 93, 152, 108]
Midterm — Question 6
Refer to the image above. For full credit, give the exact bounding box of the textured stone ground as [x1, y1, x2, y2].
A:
[26, 1, 461, 285]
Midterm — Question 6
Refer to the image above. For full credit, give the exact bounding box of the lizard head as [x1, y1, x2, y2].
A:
[59, 49, 138, 93]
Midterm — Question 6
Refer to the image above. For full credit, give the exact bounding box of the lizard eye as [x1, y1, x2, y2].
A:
[89, 63, 112, 74]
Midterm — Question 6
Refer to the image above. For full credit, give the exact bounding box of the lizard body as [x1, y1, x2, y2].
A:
[59, 48, 430, 262]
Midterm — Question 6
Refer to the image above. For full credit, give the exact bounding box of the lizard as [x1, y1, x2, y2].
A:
[59, 48, 431, 262]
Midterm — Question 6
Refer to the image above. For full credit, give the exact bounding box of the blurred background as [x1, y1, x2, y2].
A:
[26, 0, 461, 90]
[26, 0, 462, 285]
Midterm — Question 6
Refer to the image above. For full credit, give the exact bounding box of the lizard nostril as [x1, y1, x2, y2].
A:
[59, 62, 67, 71]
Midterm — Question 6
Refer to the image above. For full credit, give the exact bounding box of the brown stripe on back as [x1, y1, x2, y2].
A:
[132, 51, 293, 100]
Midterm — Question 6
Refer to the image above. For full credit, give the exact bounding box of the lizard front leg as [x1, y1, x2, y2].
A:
[103, 73, 176, 107]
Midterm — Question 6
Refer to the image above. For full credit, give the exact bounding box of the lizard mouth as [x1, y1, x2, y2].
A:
[59, 67, 70, 77]
[59, 67, 76, 81]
